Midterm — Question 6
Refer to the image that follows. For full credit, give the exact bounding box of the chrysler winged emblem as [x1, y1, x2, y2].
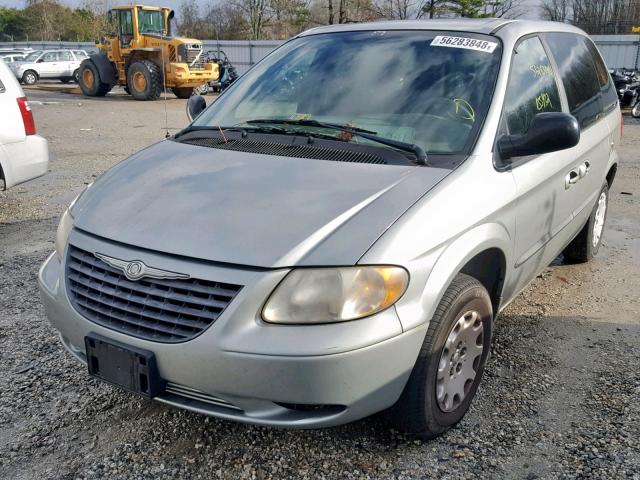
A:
[94, 253, 190, 281]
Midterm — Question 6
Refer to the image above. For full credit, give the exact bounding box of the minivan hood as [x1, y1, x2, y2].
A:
[72, 140, 450, 268]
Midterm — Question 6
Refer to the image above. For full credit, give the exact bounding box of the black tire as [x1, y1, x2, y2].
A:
[385, 274, 493, 439]
[127, 60, 162, 101]
[563, 182, 609, 263]
[21, 70, 38, 85]
[60, 77, 73, 83]
[78, 60, 111, 97]
[172, 87, 194, 99]
[72, 69, 80, 83]
[632, 102, 640, 119]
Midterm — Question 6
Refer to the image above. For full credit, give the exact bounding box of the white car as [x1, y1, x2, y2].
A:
[11, 49, 89, 85]
[0, 61, 49, 190]
[1, 53, 27, 63]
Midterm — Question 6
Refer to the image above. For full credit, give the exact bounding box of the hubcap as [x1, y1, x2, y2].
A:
[592, 191, 607, 248]
[436, 310, 484, 413]
[26, 73, 35, 83]
[82, 69, 94, 87]
[132, 71, 147, 92]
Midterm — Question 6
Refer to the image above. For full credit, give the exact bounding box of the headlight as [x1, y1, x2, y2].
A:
[55, 208, 74, 258]
[55, 182, 93, 257]
[262, 266, 409, 324]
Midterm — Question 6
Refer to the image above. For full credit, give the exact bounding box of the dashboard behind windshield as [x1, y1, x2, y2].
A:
[194, 30, 502, 156]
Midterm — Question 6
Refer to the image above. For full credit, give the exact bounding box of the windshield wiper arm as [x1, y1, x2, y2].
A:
[245, 119, 428, 165]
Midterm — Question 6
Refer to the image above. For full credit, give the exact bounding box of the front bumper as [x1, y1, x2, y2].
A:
[166, 63, 219, 88]
[38, 230, 426, 428]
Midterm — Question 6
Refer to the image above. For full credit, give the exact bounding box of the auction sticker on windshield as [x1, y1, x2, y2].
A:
[431, 36, 498, 53]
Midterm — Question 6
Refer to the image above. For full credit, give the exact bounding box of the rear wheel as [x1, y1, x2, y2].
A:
[172, 87, 194, 99]
[563, 182, 609, 263]
[72, 69, 80, 83]
[78, 60, 111, 97]
[632, 102, 640, 119]
[22, 70, 38, 85]
[127, 60, 162, 101]
[385, 274, 492, 438]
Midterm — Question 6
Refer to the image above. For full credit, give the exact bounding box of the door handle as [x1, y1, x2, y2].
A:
[565, 170, 579, 189]
[578, 161, 590, 179]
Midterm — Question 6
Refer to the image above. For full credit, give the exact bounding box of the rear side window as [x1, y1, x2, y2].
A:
[503, 36, 562, 136]
[544, 33, 602, 128]
[59, 51, 73, 61]
[584, 39, 618, 112]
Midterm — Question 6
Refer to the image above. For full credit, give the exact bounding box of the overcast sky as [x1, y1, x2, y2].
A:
[0, 0, 544, 19]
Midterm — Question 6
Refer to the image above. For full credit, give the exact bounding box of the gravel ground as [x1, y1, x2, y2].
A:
[1, 89, 639, 480]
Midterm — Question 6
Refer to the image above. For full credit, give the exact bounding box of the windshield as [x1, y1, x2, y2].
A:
[194, 31, 502, 155]
[138, 8, 165, 35]
[24, 51, 42, 62]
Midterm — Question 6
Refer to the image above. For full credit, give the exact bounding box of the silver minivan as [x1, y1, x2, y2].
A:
[39, 19, 620, 438]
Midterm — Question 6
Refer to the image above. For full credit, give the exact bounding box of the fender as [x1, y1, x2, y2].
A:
[88, 54, 117, 86]
[394, 222, 512, 332]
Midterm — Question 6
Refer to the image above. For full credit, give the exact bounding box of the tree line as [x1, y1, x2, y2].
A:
[1, 0, 639, 42]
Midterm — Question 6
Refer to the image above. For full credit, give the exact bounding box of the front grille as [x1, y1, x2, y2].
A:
[65, 245, 242, 343]
[179, 44, 205, 69]
[179, 137, 387, 164]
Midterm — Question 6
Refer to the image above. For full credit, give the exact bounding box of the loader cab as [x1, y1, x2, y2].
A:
[107, 5, 171, 49]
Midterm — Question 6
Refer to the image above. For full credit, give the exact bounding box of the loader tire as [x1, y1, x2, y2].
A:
[127, 60, 162, 101]
[78, 60, 111, 97]
[172, 87, 194, 99]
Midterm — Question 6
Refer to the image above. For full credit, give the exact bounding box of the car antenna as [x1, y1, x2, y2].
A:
[161, 31, 170, 138]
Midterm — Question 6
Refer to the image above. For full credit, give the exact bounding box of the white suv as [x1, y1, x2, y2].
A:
[0, 61, 49, 189]
[11, 49, 89, 85]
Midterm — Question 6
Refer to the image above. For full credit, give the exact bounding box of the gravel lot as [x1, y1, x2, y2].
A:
[1, 88, 639, 480]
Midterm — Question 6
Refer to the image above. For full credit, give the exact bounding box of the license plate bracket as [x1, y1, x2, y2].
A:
[84, 334, 165, 398]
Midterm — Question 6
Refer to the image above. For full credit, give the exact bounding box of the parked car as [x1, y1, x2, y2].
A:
[11, 49, 89, 85]
[40, 19, 620, 438]
[0, 60, 49, 189]
[1, 53, 27, 63]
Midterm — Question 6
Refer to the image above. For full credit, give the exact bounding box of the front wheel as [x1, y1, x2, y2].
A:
[385, 274, 492, 438]
[127, 60, 162, 101]
[22, 70, 38, 85]
[632, 102, 640, 119]
[563, 182, 609, 263]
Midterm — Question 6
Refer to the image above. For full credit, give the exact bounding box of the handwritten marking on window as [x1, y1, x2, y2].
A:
[530, 64, 554, 77]
[536, 92, 553, 111]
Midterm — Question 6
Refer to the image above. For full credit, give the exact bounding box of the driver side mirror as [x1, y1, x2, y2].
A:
[186, 95, 207, 122]
[498, 112, 580, 161]
[36, 58, 44, 63]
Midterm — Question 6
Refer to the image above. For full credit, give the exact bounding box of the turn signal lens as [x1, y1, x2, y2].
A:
[262, 266, 409, 324]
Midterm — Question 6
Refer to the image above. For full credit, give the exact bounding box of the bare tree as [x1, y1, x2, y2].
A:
[483, 0, 523, 18]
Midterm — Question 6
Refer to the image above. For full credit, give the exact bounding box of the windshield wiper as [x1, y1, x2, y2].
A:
[244, 119, 428, 165]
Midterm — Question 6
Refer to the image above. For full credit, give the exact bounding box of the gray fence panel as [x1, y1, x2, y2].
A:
[4, 35, 640, 70]
[0, 40, 284, 75]
[592, 35, 640, 69]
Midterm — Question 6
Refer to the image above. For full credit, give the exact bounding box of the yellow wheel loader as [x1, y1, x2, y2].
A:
[79, 5, 219, 100]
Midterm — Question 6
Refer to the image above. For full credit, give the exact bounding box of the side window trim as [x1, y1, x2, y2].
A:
[538, 35, 569, 113]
